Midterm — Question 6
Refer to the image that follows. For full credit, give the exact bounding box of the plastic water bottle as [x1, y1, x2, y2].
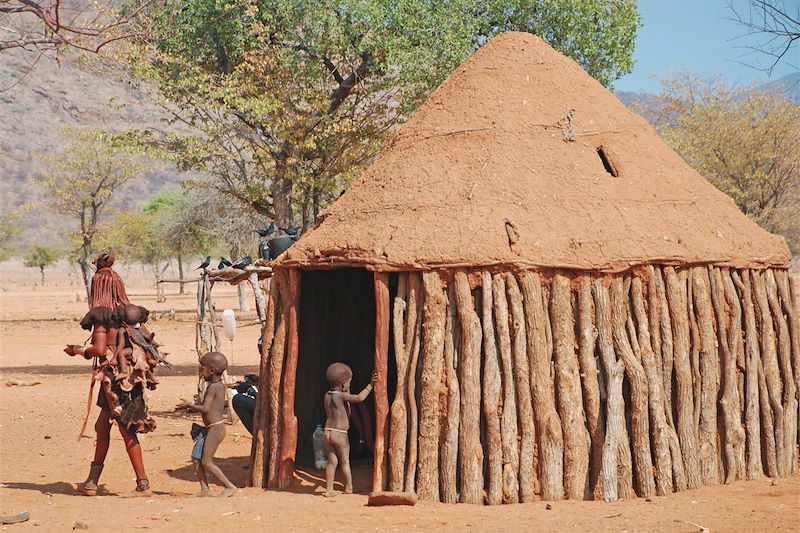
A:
[313, 424, 327, 470]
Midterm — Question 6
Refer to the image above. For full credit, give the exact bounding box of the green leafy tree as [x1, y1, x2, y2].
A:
[635, 73, 800, 252]
[0, 212, 21, 261]
[23, 246, 62, 284]
[37, 129, 145, 301]
[120, 0, 639, 231]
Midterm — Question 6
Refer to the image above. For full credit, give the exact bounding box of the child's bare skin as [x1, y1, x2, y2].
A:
[322, 363, 376, 497]
[178, 352, 238, 498]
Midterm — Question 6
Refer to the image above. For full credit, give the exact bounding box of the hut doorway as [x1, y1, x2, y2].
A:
[294, 268, 378, 470]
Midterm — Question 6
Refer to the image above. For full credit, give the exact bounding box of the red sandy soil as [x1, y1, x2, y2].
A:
[1, 260, 799, 532]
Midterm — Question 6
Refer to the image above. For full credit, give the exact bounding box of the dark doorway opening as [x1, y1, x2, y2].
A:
[295, 268, 378, 468]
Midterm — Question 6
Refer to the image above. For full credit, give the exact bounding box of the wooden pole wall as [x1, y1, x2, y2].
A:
[249, 265, 799, 504]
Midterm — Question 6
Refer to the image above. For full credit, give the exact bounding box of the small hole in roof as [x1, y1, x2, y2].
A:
[597, 145, 619, 177]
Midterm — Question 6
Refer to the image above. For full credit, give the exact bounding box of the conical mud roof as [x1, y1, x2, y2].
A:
[280, 32, 790, 272]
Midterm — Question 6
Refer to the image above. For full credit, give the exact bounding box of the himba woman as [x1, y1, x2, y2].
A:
[64, 249, 160, 497]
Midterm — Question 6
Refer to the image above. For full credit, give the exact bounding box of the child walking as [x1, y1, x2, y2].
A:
[179, 351, 238, 497]
[322, 363, 376, 497]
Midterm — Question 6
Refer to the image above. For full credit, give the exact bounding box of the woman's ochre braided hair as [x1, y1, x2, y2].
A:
[89, 249, 130, 309]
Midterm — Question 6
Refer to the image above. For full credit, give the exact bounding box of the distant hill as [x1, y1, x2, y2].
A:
[761, 72, 800, 105]
[0, 49, 181, 249]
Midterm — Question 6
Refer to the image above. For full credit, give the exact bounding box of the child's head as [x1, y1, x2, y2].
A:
[199, 351, 228, 380]
[115, 304, 149, 326]
[325, 362, 353, 391]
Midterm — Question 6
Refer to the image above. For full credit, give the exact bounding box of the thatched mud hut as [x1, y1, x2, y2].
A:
[248, 33, 798, 504]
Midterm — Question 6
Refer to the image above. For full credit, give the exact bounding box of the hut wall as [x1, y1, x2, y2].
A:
[251, 266, 800, 504]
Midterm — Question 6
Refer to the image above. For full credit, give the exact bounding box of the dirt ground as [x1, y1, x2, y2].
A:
[1, 260, 798, 532]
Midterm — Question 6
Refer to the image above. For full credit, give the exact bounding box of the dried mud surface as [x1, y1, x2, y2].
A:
[1, 261, 799, 532]
[284, 32, 789, 271]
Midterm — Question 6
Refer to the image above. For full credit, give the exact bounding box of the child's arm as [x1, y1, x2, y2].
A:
[340, 372, 377, 403]
[178, 383, 217, 413]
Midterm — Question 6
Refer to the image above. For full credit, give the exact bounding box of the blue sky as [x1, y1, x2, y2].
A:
[615, 0, 799, 93]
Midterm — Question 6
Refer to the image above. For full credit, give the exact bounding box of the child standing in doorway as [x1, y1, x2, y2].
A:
[322, 363, 376, 497]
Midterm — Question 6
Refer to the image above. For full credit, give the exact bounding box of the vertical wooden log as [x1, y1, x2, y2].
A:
[249, 272, 267, 324]
[631, 277, 674, 495]
[650, 266, 687, 492]
[732, 270, 763, 479]
[440, 283, 460, 503]
[454, 272, 483, 504]
[687, 272, 702, 438]
[592, 280, 626, 501]
[481, 271, 503, 505]
[405, 273, 424, 493]
[653, 267, 675, 428]
[775, 270, 800, 474]
[551, 274, 589, 500]
[691, 267, 721, 486]
[417, 271, 446, 502]
[752, 270, 786, 476]
[577, 277, 603, 499]
[372, 272, 390, 493]
[765, 270, 797, 475]
[520, 272, 564, 501]
[775, 270, 800, 405]
[204, 276, 222, 351]
[278, 268, 300, 489]
[721, 270, 747, 481]
[389, 274, 409, 491]
[665, 267, 702, 489]
[611, 277, 655, 498]
[493, 274, 519, 503]
[758, 356, 779, 477]
[710, 268, 745, 483]
[267, 273, 288, 487]
[249, 277, 279, 488]
[506, 273, 536, 502]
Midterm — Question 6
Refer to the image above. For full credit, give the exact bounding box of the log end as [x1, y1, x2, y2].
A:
[367, 491, 419, 506]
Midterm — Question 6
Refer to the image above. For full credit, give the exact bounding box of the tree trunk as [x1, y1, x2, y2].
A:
[720, 270, 747, 481]
[758, 356, 778, 477]
[493, 273, 519, 504]
[481, 271, 503, 505]
[79, 256, 92, 305]
[665, 267, 702, 489]
[550, 274, 589, 500]
[506, 273, 536, 503]
[774, 270, 800, 474]
[440, 283, 460, 503]
[454, 272, 483, 504]
[577, 276, 603, 499]
[519, 272, 564, 501]
[373, 272, 391, 493]
[631, 277, 673, 495]
[417, 272, 446, 502]
[610, 278, 655, 498]
[178, 253, 185, 295]
[751, 270, 786, 477]
[592, 280, 626, 501]
[389, 274, 409, 492]
[731, 270, 763, 480]
[691, 267, 721, 486]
